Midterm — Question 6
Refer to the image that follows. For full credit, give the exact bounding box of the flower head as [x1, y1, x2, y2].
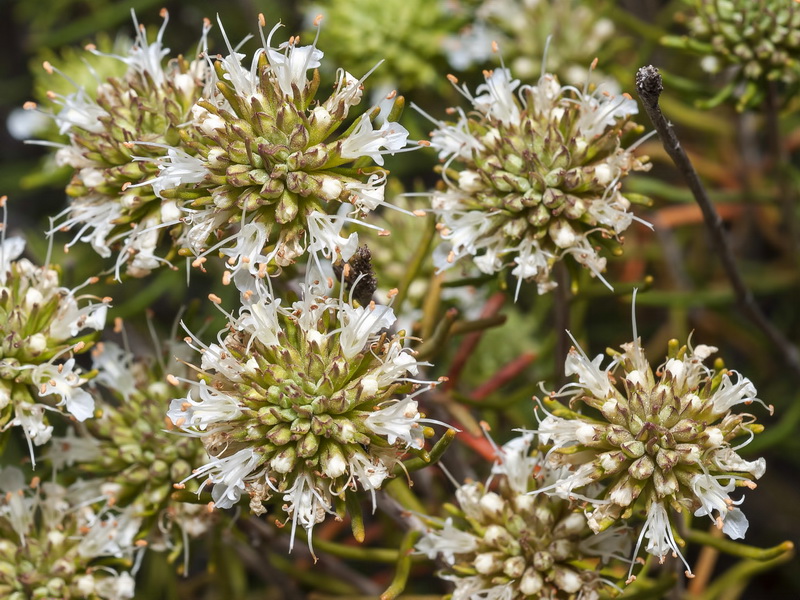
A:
[35, 10, 211, 277]
[443, 0, 617, 86]
[161, 15, 411, 283]
[533, 332, 769, 576]
[417, 434, 629, 599]
[47, 341, 214, 555]
[666, 0, 800, 110]
[422, 64, 650, 297]
[0, 466, 138, 599]
[0, 236, 107, 462]
[169, 279, 444, 551]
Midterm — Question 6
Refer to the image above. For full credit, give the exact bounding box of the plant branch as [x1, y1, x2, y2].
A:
[634, 65, 800, 380]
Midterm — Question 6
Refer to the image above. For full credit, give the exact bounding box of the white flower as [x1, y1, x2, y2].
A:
[338, 302, 396, 359]
[53, 195, 122, 259]
[433, 210, 499, 269]
[690, 473, 749, 539]
[711, 447, 766, 479]
[191, 104, 226, 136]
[93, 343, 136, 400]
[346, 450, 389, 509]
[49, 88, 108, 135]
[0, 466, 34, 545]
[265, 22, 324, 97]
[708, 372, 760, 415]
[7, 402, 54, 450]
[563, 342, 614, 399]
[447, 575, 514, 600]
[46, 429, 101, 470]
[119, 9, 171, 84]
[34, 359, 94, 422]
[586, 192, 634, 234]
[77, 504, 142, 558]
[146, 147, 207, 198]
[94, 571, 136, 600]
[214, 16, 260, 98]
[180, 210, 224, 259]
[168, 381, 244, 431]
[575, 88, 639, 139]
[367, 344, 421, 389]
[306, 211, 359, 263]
[282, 472, 332, 552]
[431, 111, 484, 162]
[365, 398, 425, 449]
[490, 433, 538, 495]
[630, 502, 692, 579]
[416, 517, 479, 564]
[219, 221, 273, 279]
[0, 236, 25, 284]
[344, 172, 387, 212]
[186, 448, 262, 509]
[49, 296, 107, 341]
[323, 69, 364, 115]
[473, 67, 521, 125]
[236, 296, 284, 349]
[511, 242, 556, 296]
[196, 341, 246, 382]
[340, 113, 410, 166]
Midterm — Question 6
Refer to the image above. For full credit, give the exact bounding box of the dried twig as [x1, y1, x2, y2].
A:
[635, 65, 800, 380]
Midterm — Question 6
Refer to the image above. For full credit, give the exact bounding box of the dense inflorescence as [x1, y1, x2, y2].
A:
[444, 0, 617, 85]
[665, 0, 800, 109]
[38, 10, 211, 276]
[0, 466, 139, 600]
[423, 65, 650, 297]
[48, 342, 214, 555]
[168, 277, 440, 548]
[417, 434, 629, 599]
[535, 333, 768, 576]
[157, 15, 411, 286]
[0, 236, 107, 458]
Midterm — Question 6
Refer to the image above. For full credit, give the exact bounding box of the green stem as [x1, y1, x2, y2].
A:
[415, 307, 458, 360]
[684, 530, 794, 561]
[698, 549, 795, 600]
[269, 552, 358, 594]
[619, 574, 679, 599]
[383, 478, 427, 514]
[396, 428, 457, 474]
[380, 529, 421, 600]
[312, 538, 407, 563]
[393, 215, 436, 311]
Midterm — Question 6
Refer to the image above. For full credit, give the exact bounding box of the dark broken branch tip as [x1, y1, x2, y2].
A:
[635, 65, 663, 101]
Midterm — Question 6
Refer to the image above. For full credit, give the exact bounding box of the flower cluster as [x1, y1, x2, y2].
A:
[422, 65, 650, 297]
[0, 466, 139, 600]
[48, 342, 214, 556]
[417, 434, 629, 599]
[444, 0, 617, 84]
[305, 0, 464, 92]
[36, 10, 211, 277]
[153, 14, 411, 285]
[169, 277, 440, 549]
[0, 236, 107, 460]
[665, 0, 800, 109]
[534, 332, 768, 577]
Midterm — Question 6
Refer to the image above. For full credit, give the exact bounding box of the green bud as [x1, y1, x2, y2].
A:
[297, 431, 320, 458]
[629, 455, 655, 480]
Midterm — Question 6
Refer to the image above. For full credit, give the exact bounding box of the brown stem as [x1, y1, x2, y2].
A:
[635, 65, 800, 380]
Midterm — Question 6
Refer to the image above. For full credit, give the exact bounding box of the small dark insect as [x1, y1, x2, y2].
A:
[333, 245, 377, 306]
